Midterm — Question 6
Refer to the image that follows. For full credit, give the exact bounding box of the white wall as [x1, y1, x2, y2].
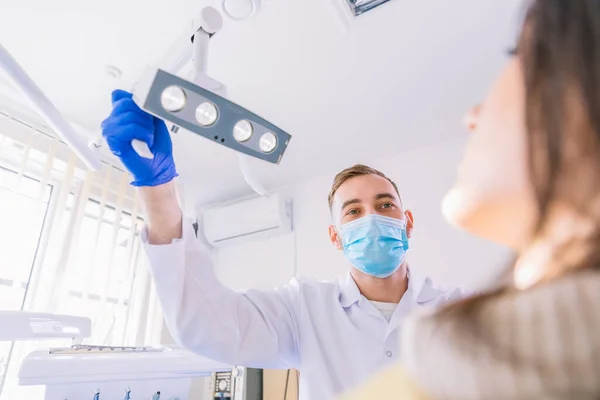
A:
[211, 135, 513, 293]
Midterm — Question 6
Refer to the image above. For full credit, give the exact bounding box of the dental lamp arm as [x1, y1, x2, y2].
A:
[237, 152, 269, 196]
[0, 44, 102, 171]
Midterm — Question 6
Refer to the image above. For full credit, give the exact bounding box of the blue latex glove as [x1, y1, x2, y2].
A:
[101, 89, 178, 187]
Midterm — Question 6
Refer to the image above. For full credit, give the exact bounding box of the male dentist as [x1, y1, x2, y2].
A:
[101, 90, 464, 399]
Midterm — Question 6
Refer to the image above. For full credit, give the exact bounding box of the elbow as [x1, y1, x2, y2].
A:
[165, 308, 212, 350]
[165, 309, 242, 364]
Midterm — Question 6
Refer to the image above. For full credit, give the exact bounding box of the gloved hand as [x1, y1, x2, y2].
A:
[101, 89, 178, 187]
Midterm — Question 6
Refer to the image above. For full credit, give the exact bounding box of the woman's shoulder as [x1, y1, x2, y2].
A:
[401, 269, 600, 399]
[405, 268, 600, 335]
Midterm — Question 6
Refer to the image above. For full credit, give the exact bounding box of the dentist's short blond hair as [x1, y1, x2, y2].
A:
[328, 164, 401, 211]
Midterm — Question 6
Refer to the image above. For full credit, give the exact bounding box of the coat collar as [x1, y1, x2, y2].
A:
[338, 267, 438, 307]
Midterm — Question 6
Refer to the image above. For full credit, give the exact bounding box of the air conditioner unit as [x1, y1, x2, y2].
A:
[202, 194, 293, 247]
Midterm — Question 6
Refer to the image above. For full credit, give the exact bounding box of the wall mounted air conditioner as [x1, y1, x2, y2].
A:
[202, 194, 293, 247]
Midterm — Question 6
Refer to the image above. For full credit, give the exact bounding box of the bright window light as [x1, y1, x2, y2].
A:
[0, 127, 150, 400]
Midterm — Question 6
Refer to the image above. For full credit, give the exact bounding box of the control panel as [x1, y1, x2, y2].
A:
[205, 368, 262, 400]
[213, 371, 233, 399]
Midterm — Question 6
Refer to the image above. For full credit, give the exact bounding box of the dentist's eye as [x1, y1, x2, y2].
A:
[347, 209, 359, 215]
[379, 203, 395, 209]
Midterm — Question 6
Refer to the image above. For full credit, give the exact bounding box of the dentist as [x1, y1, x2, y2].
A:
[101, 90, 464, 399]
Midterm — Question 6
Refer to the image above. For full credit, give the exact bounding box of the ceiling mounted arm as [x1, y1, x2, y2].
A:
[192, 5, 224, 76]
[0, 43, 103, 171]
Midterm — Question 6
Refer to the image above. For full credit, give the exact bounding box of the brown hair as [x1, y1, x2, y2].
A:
[442, 0, 600, 327]
[520, 0, 600, 277]
[328, 164, 401, 210]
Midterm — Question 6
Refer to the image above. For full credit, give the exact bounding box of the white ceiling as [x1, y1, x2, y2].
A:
[0, 0, 523, 206]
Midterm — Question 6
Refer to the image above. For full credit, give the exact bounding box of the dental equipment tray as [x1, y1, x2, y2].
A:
[18, 345, 232, 385]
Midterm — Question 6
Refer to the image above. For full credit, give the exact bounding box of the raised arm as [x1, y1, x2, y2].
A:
[101, 90, 301, 369]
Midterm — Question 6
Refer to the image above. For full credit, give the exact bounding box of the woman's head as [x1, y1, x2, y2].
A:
[443, 0, 600, 281]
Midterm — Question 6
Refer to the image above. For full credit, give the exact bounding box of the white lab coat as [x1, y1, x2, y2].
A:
[142, 221, 464, 400]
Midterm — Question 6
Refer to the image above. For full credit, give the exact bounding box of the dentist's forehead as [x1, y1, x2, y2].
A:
[332, 175, 401, 210]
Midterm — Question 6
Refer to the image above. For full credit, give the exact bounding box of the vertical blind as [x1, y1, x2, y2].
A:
[0, 110, 164, 399]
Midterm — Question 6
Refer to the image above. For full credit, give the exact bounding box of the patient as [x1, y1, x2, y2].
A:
[344, 0, 600, 398]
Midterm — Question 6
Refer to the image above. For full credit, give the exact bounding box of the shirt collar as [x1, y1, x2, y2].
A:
[338, 267, 431, 307]
[338, 272, 362, 307]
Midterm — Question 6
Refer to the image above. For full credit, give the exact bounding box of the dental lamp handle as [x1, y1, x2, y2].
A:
[131, 139, 154, 159]
[92, 91, 154, 159]
[129, 81, 155, 160]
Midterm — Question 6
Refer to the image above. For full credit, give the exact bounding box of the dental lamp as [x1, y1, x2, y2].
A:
[130, 7, 291, 196]
[132, 68, 291, 165]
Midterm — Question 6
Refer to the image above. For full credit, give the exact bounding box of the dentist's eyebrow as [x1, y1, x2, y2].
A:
[341, 198, 362, 210]
[374, 193, 397, 201]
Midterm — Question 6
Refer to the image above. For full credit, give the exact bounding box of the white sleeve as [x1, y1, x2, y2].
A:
[141, 219, 301, 370]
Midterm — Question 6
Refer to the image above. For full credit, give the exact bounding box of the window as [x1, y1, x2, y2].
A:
[0, 120, 161, 400]
[0, 167, 52, 394]
[55, 196, 145, 345]
[0, 167, 52, 310]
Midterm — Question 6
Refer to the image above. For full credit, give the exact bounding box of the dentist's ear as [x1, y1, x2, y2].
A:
[329, 225, 343, 250]
[405, 210, 414, 238]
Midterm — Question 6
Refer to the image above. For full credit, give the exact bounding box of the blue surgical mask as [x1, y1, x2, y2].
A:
[339, 214, 409, 278]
